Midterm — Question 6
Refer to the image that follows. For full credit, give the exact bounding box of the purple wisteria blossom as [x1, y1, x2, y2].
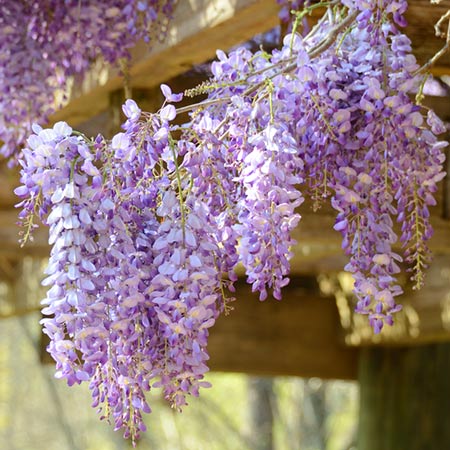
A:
[15, 0, 448, 443]
[0, 0, 177, 162]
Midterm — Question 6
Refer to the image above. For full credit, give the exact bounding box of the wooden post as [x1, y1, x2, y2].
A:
[357, 343, 450, 450]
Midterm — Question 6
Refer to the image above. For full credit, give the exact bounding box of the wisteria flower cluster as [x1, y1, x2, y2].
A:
[16, 0, 447, 442]
[0, 0, 177, 162]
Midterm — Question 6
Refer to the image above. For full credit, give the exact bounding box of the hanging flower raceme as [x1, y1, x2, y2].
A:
[0, 0, 178, 162]
[16, 0, 448, 443]
[16, 95, 239, 441]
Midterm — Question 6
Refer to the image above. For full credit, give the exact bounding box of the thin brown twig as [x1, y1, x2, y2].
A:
[175, 96, 232, 115]
[435, 9, 450, 37]
[174, 8, 358, 116]
[119, 58, 132, 100]
[419, 40, 450, 74]
[304, 3, 333, 40]
[245, 9, 358, 97]
[414, 9, 450, 75]
[262, 8, 358, 84]
[308, 9, 358, 58]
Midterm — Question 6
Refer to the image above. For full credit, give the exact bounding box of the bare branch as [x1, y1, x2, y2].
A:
[415, 7, 450, 75]
[175, 8, 359, 115]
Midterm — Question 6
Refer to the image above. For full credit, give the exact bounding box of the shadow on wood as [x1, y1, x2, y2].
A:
[358, 342, 450, 450]
[208, 278, 359, 380]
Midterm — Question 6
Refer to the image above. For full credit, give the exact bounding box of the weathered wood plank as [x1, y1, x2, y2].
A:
[1, 205, 449, 271]
[293, 206, 450, 255]
[49, 0, 450, 128]
[207, 278, 359, 379]
[2, 182, 450, 268]
[405, 0, 450, 70]
[51, 0, 279, 126]
[358, 343, 450, 450]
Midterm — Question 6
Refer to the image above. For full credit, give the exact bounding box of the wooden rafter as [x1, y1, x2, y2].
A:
[208, 279, 359, 380]
[51, 0, 280, 126]
[49, 1, 450, 129]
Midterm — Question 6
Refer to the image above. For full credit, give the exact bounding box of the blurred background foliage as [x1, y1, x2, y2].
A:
[0, 309, 358, 450]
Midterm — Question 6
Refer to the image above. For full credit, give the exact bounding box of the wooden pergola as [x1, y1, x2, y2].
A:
[1, 1, 449, 448]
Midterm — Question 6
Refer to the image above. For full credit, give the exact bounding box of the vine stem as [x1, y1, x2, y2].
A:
[290, 0, 337, 51]
[176, 96, 232, 115]
[414, 40, 450, 76]
[414, 9, 450, 75]
[244, 9, 358, 97]
[175, 8, 359, 116]
[169, 136, 187, 245]
[308, 9, 358, 58]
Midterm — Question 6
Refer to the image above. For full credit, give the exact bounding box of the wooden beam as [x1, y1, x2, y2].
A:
[291, 205, 450, 259]
[50, 0, 279, 126]
[358, 343, 450, 450]
[405, 1, 450, 71]
[1, 204, 449, 270]
[208, 279, 359, 380]
[37, 277, 358, 378]
[49, 0, 450, 129]
[4, 133, 450, 263]
[2, 183, 450, 267]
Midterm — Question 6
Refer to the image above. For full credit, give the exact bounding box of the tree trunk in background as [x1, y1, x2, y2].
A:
[300, 379, 327, 450]
[358, 343, 450, 450]
[248, 377, 275, 450]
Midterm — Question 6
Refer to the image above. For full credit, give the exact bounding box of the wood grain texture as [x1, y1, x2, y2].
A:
[405, 1, 450, 68]
[2, 184, 450, 265]
[50, 0, 279, 126]
[208, 279, 359, 379]
[358, 343, 450, 450]
[1, 205, 449, 271]
[37, 277, 359, 378]
[49, 1, 450, 128]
